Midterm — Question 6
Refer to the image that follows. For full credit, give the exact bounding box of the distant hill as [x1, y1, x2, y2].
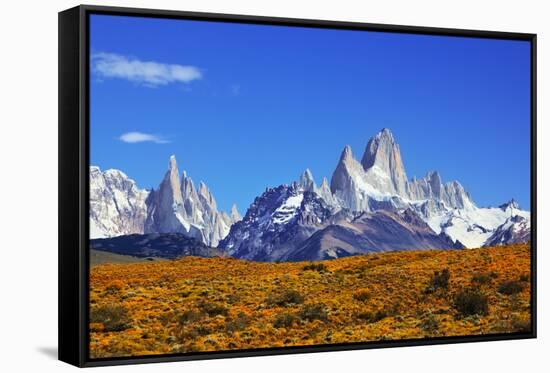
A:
[90, 232, 224, 260]
[90, 249, 165, 267]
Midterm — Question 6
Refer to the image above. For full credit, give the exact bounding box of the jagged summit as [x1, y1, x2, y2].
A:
[167, 155, 180, 177]
[91, 155, 238, 247]
[230, 203, 242, 222]
[376, 127, 395, 140]
[499, 199, 520, 211]
[330, 129, 474, 212]
[331, 143, 374, 211]
[340, 145, 354, 162]
[301, 168, 314, 181]
[299, 168, 316, 192]
[361, 128, 408, 196]
[90, 165, 149, 238]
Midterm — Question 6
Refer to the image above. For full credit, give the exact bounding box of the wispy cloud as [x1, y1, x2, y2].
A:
[91, 52, 202, 87]
[119, 132, 170, 144]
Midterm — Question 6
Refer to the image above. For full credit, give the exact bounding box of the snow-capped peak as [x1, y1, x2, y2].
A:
[89, 165, 149, 239]
[230, 203, 242, 222]
[90, 155, 240, 247]
[299, 168, 316, 192]
[499, 199, 521, 211]
[169, 154, 178, 170]
[360, 128, 409, 197]
[340, 145, 354, 162]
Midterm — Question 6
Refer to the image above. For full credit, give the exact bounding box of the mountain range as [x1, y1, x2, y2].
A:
[90, 128, 530, 261]
[90, 156, 241, 247]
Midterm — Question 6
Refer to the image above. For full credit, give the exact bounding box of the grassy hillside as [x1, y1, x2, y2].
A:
[90, 249, 165, 267]
[89, 244, 531, 358]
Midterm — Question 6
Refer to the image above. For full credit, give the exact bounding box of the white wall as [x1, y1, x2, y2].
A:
[0, 0, 546, 371]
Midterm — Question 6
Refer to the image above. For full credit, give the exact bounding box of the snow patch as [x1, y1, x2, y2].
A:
[272, 193, 304, 224]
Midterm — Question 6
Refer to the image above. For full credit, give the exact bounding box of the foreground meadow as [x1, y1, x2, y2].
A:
[89, 243, 531, 358]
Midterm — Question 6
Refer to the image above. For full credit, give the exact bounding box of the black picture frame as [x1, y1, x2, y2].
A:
[59, 4, 537, 368]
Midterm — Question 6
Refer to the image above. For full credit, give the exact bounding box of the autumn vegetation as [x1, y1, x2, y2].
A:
[89, 243, 531, 358]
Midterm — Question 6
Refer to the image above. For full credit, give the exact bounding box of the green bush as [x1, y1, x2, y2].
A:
[272, 313, 299, 328]
[418, 310, 439, 335]
[194, 325, 212, 336]
[225, 312, 250, 333]
[199, 301, 229, 317]
[299, 303, 328, 322]
[372, 309, 389, 322]
[453, 288, 489, 316]
[266, 289, 304, 307]
[90, 304, 131, 332]
[425, 268, 450, 294]
[177, 309, 202, 325]
[471, 272, 495, 286]
[355, 308, 392, 323]
[511, 315, 531, 333]
[498, 280, 524, 295]
[302, 263, 328, 272]
[519, 274, 530, 282]
[353, 289, 371, 302]
[356, 311, 374, 321]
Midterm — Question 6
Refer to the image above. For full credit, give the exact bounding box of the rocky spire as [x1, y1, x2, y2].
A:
[408, 170, 473, 210]
[299, 168, 316, 192]
[340, 145, 354, 162]
[426, 171, 442, 199]
[330, 145, 371, 211]
[230, 203, 242, 223]
[167, 155, 183, 204]
[181, 170, 196, 198]
[360, 128, 408, 196]
[317, 176, 336, 206]
[198, 181, 217, 212]
[144, 155, 187, 234]
[181, 170, 201, 221]
[499, 199, 520, 211]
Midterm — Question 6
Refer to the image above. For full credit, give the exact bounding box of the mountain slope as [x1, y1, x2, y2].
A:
[484, 215, 531, 247]
[90, 233, 223, 259]
[284, 209, 462, 261]
[218, 183, 339, 261]
[89, 166, 149, 238]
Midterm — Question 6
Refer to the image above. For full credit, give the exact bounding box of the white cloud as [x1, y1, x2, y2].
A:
[119, 132, 170, 144]
[91, 52, 202, 87]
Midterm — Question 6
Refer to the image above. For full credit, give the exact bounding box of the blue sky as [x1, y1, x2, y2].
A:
[90, 14, 531, 213]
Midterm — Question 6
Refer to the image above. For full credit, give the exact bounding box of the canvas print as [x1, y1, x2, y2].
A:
[88, 14, 532, 359]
